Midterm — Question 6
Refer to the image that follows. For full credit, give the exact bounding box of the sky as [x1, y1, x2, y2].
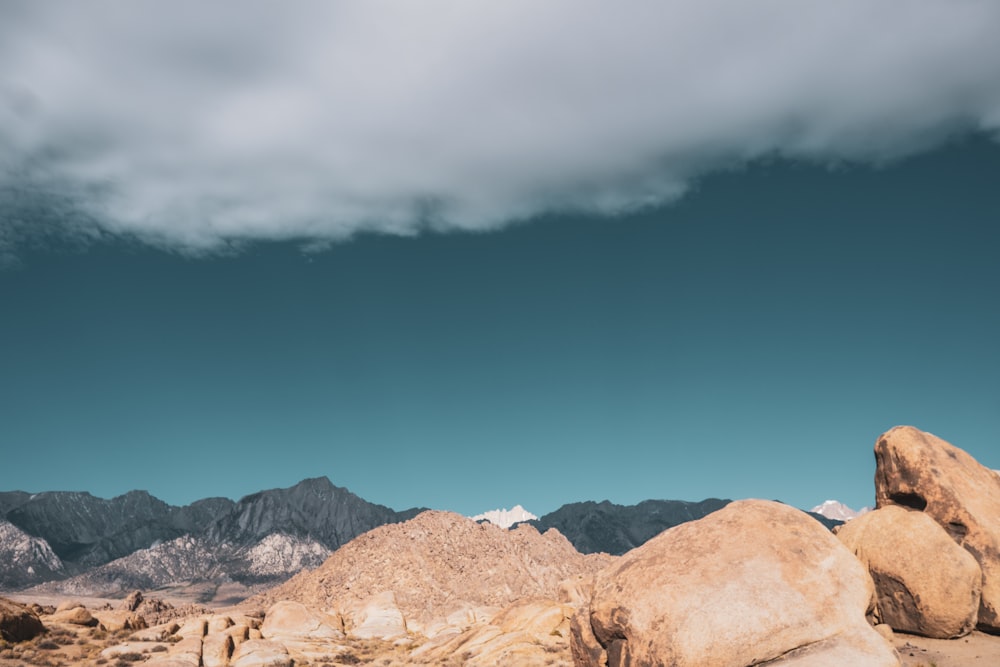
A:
[1, 1, 999, 516]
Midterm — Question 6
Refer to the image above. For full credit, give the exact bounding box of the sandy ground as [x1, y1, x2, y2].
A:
[895, 631, 1000, 667]
[4, 580, 253, 611]
[5, 590, 1000, 666]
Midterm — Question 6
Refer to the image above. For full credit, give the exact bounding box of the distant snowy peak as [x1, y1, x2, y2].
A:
[470, 505, 538, 529]
[809, 500, 871, 522]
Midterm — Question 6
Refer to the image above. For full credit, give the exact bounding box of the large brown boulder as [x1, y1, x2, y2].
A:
[874, 425, 1000, 632]
[0, 597, 45, 642]
[837, 505, 982, 638]
[571, 499, 899, 667]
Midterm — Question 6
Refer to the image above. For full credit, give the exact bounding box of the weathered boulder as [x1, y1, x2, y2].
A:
[120, 590, 144, 611]
[837, 505, 982, 637]
[874, 425, 1000, 632]
[260, 600, 344, 641]
[231, 638, 292, 667]
[93, 609, 147, 632]
[342, 591, 407, 639]
[54, 599, 84, 613]
[571, 499, 899, 667]
[168, 636, 203, 666]
[175, 616, 207, 638]
[47, 605, 99, 626]
[132, 621, 181, 641]
[0, 597, 45, 642]
[202, 632, 235, 667]
[413, 598, 573, 666]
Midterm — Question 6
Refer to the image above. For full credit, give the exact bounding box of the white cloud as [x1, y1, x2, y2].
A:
[2, 0, 999, 254]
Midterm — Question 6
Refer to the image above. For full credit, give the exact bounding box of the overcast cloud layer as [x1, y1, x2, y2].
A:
[2, 1, 1000, 256]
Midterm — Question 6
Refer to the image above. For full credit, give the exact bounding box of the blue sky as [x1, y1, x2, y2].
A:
[2, 2, 999, 516]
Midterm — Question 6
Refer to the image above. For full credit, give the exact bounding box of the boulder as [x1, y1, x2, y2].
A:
[169, 635, 203, 666]
[837, 505, 982, 637]
[176, 617, 208, 638]
[93, 609, 147, 632]
[260, 600, 344, 641]
[207, 615, 233, 633]
[0, 597, 45, 642]
[202, 632, 235, 667]
[413, 598, 573, 666]
[231, 638, 292, 667]
[571, 499, 899, 667]
[874, 425, 1000, 632]
[48, 606, 99, 626]
[120, 590, 144, 611]
[343, 591, 407, 639]
[132, 621, 180, 641]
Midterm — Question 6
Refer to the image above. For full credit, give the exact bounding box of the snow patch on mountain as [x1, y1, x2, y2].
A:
[470, 505, 537, 529]
[809, 500, 871, 522]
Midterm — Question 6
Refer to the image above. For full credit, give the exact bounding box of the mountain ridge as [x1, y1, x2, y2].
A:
[0, 477, 424, 595]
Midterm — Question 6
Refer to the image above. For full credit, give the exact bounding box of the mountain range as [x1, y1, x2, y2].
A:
[0, 478, 422, 593]
[0, 480, 841, 596]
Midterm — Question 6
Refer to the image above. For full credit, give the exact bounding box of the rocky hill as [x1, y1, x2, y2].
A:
[523, 497, 731, 555]
[251, 510, 615, 631]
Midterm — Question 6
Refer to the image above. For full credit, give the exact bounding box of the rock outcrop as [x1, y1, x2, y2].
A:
[571, 499, 899, 667]
[837, 505, 982, 638]
[412, 597, 575, 666]
[251, 510, 614, 635]
[0, 596, 45, 642]
[874, 425, 1000, 632]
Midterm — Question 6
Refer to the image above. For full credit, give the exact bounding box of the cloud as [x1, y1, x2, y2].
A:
[2, 0, 999, 255]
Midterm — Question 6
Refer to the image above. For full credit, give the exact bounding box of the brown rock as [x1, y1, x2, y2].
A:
[874, 425, 1000, 632]
[413, 598, 574, 666]
[260, 600, 344, 641]
[54, 599, 84, 613]
[207, 615, 233, 633]
[571, 499, 899, 667]
[131, 621, 181, 641]
[231, 638, 292, 667]
[0, 597, 45, 642]
[837, 505, 982, 638]
[202, 632, 235, 667]
[342, 591, 406, 639]
[170, 635, 203, 659]
[93, 609, 147, 632]
[48, 606, 99, 626]
[120, 590, 144, 611]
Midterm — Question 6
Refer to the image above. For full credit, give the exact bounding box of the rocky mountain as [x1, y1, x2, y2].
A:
[470, 504, 537, 528]
[0, 519, 64, 589]
[522, 498, 731, 555]
[204, 477, 420, 550]
[810, 499, 871, 522]
[2, 477, 423, 596]
[2, 490, 235, 567]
